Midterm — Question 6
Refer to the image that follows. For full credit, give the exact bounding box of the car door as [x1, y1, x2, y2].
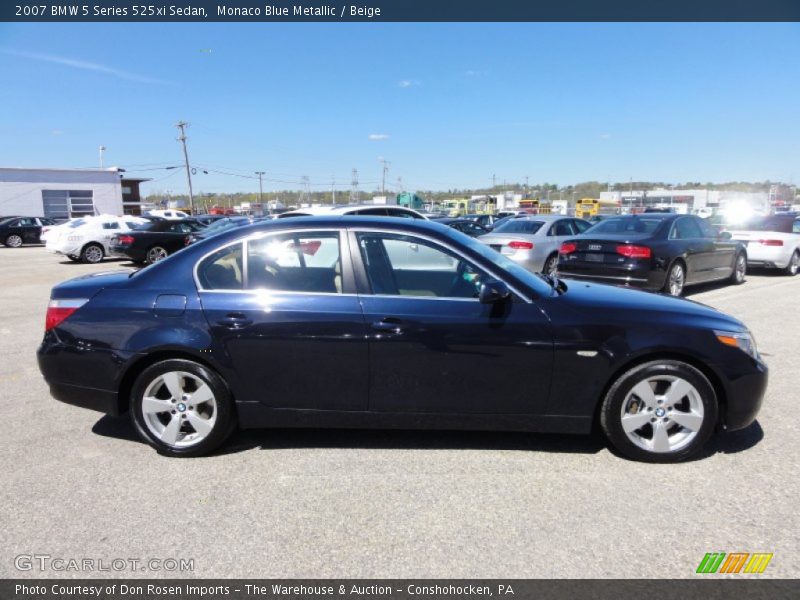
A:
[13, 217, 38, 243]
[543, 218, 577, 256]
[197, 228, 370, 411]
[669, 216, 714, 282]
[696, 216, 737, 278]
[351, 229, 553, 415]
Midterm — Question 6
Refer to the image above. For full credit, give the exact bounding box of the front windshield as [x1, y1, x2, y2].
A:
[457, 232, 554, 296]
[492, 220, 544, 234]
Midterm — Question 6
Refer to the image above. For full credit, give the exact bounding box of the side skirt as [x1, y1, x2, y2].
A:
[236, 403, 593, 435]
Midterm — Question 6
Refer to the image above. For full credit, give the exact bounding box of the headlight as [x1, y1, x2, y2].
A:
[715, 330, 758, 359]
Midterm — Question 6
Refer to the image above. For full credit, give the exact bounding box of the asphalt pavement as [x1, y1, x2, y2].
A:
[0, 246, 797, 579]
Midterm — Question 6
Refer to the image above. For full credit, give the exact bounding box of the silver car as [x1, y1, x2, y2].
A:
[478, 215, 592, 274]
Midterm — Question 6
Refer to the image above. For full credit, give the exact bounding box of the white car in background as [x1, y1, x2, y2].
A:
[727, 213, 800, 275]
[145, 209, 189, 220]
[46, 214, 149, 263]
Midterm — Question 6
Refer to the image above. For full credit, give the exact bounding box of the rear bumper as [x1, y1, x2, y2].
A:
[109, 245, 142, 261]
[558, 267, 664, 290]
[37, 334, 136, 416]
[742, 246, 792, 269]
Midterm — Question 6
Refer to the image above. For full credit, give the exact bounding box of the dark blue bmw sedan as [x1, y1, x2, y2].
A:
[37, 217, 767, 462]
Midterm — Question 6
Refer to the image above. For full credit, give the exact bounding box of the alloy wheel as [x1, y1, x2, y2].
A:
[543, 255, 558, 275]
[620, 375, 705, 453]
[6, 234, 23, 248]
[83, 245, 103, 263]
[734, 254, 746, 283]
[140, 371, 217, 448]
[668, 264, 684, 296]
[147, 246, 168, 263]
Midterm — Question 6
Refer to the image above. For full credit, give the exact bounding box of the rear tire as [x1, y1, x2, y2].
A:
[599, 360, 718, 463]
[130, 359, 236, 457]
[146, 245, 169, 264]
[730, 252, 746, 285]
[784, 250, 799, 276]
[4, 234, 23, 248]
[80, 243, 104, 264]
[662, 260, 685, 296]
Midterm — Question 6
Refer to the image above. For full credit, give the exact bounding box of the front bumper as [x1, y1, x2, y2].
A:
[718, 358, 769, 431]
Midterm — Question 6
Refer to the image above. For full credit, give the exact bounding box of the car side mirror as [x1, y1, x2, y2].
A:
[718, 231, 732, 240]
[479, 280, 511, 304]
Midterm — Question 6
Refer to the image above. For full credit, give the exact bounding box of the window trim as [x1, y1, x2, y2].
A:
[348, 227, 532, 303]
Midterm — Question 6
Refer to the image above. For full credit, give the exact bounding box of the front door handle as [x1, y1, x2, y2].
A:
[217, 313, 252, 329]
[371, 318, 404, 334]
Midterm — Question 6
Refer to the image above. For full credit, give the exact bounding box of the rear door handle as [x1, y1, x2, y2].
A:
[371, 318, 404, 334]
[217, 313, 252, 329]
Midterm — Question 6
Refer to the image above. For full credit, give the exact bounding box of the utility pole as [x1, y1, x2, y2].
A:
[301, 176, 310, 206]
[492, 174, 496, 189]
[380, 158, 390, 195]
[255, 171, 265, 203]
[524, 175, 529, 190]
[98, 145, 106, 168]
[350, 168, 359, 204]
[175, 121, 195, 214]
[331, 175, 336, 205]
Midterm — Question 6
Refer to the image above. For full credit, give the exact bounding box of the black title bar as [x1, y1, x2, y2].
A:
[3, 1, 800, 22]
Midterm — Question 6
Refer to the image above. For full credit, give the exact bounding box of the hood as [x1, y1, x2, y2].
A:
[50, 270, 132, 300]
[558, 278, 746, 331]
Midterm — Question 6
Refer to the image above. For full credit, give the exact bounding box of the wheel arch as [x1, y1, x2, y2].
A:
[117, 349, 230, 415]
[591, 350, 728, 432]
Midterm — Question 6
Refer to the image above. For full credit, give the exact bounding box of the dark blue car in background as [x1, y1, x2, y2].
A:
[37, 217, 767, 462]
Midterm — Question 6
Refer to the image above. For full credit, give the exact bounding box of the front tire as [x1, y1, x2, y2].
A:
[662, 261, 685, 296]
[730, 252, 746, 284]
[542, 253, 559, 275]
[599, 360, 718, 463]
[130, 359, 235, 457]
[784, 250, 799, 276]
[4, 234, 23, 248]
[80, 243, 104, 264]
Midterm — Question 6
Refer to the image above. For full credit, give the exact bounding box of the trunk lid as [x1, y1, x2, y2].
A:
[50, 270, 132, 300]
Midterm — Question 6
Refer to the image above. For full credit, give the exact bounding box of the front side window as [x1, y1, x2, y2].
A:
[247, 231, 342, 294]
[549, 220, 574, 236]
[357, 233, 488, 299]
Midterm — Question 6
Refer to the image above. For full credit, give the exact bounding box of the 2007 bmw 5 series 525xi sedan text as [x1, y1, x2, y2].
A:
[37, 217, 767, 462]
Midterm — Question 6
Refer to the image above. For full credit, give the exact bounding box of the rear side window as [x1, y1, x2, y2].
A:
[573, 219, 591, 233]
[670, 218, 703, 240]
[197, 243, 244, 290]
[247, 232, 342, 294]
[549, 220, 574, 236]
[101, 222, 120, 230]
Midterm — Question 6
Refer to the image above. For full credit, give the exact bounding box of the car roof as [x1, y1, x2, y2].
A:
[281, 205, 424, 216]
[505, 214, 571, 222]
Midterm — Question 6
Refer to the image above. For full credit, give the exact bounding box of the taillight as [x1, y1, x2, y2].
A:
[508, 241, 534, 250]
[118, 235, 134, 245]
[758, 239, 784, 246]
[559, 242, 577, 254]
[616, 244, 651, 259]
[45, 299, 88, 331]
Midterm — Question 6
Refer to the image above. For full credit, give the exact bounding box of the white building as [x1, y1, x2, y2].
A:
[0, 167, 126, 219]
[599, 188, 769, 214]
